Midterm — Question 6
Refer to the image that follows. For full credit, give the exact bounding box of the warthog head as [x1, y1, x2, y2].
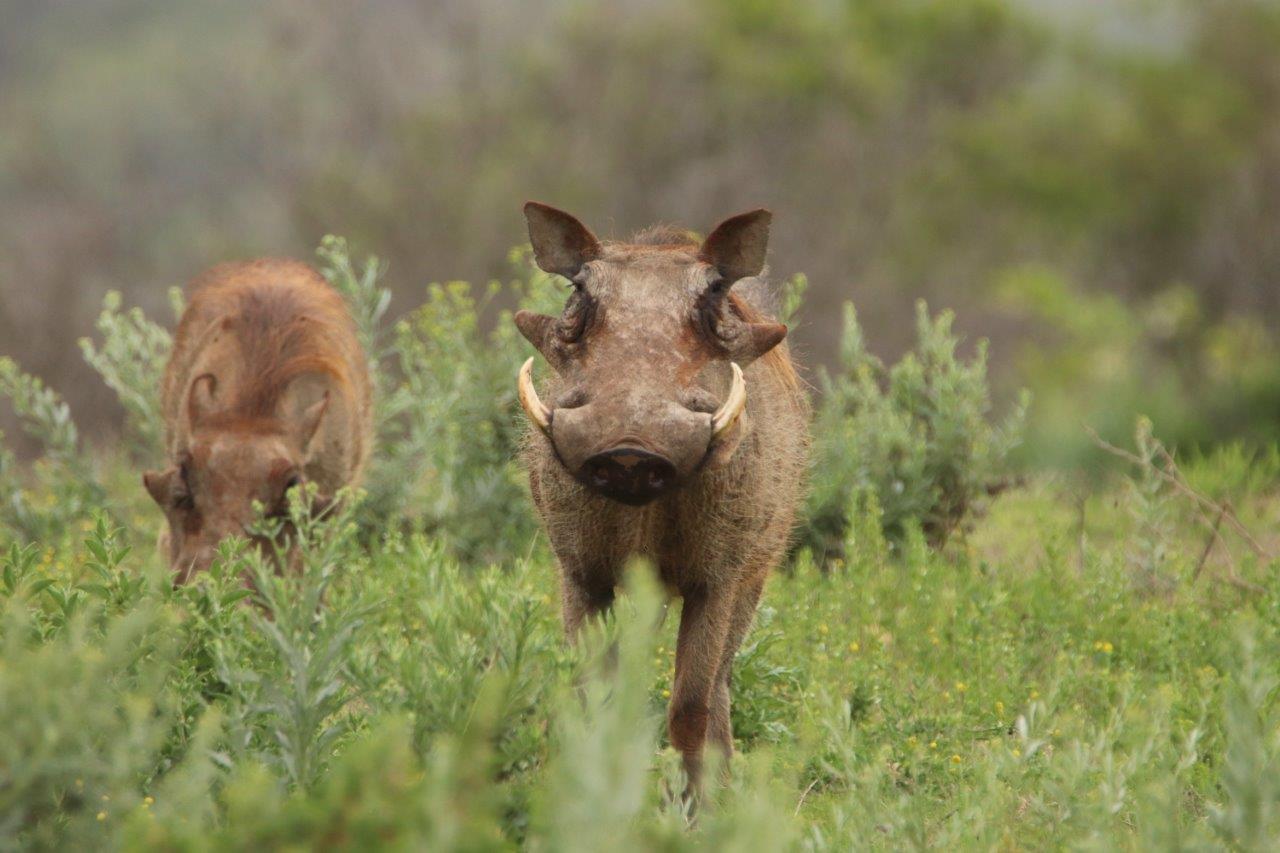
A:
[515, 202, 787, 506]
[142, 374, 329, 581]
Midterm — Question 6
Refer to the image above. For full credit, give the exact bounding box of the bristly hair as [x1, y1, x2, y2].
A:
[629, 224, 698, 247]
[223, 284, 347, 419]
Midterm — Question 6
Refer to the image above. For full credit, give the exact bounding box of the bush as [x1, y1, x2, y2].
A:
[801, 300, 1027, 561]
[0, 358, 105, 543]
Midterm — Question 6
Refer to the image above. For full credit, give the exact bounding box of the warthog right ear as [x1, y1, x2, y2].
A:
[186, 373, 219, 427]
[524, 202, 601, 280]
[142, 468, 175, 506]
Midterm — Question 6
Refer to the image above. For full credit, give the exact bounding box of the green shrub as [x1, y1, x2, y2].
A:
[0, 358, 105, 542]
[801, 300, 1027, 561]
[78, 289, 181, 463]
[319, 238, 554, 560]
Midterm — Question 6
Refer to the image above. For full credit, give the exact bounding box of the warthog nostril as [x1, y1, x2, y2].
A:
[578, 448, 679, 506]
[589, 462, 612, 489]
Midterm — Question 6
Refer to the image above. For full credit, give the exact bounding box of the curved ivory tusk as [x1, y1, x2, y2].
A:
[710, 362, 747, 440]
[517, 357, 552, 435]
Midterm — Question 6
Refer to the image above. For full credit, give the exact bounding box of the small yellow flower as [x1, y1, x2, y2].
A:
[818, 624, 829, 636]
[1029, 688, 1040, 700]
[995, 700, 1005, 715]
[906, 735, 918, 746]
[848, 641, 860, 653]
[942, 691, 951, 701]
[954, 681, 967, 693]
[661, 688, 671, 699]
[143, 796, 154, 806]
[96, 811, 107, 822]
[101, 794, 110, 802]
[929, 741, 938, 749]
[951, 754, 962, 764]
[1101, 641, 1113, 654]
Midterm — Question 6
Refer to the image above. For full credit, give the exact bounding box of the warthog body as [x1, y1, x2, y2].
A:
[144, 259, 372, 581]
[515, 203, 810, 791]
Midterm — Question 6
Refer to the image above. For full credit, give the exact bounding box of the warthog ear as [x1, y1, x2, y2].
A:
[700, 209, 772, 287]
[524, 202, 601, 279]
[186, 373, 218, 427]
[142, 468, 175, 506]
[296, 391, 330, 456]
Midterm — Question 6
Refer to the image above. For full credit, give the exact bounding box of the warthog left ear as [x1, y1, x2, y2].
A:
[524, 202, 601, 280]
[700, 209, 772, 287]
[296, 391, 330, 456]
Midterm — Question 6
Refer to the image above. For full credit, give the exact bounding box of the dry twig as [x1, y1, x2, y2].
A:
[1085, 424, 1269, 595]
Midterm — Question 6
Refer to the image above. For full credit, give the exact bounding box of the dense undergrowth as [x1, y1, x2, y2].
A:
[1, 241, 1279, 849]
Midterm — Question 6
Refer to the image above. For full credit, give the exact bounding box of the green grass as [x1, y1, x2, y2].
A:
[2, 459, 1279, 850]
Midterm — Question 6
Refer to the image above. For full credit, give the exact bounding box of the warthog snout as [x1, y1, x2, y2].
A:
[580, 447, 677, 505]
[519, 358, 747, 506]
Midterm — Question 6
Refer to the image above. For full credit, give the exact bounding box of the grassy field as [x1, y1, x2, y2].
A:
[2, 446, 1279, 850]
[2, 245, 1279, 849]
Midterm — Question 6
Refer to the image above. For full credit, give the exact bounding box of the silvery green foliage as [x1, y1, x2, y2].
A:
[318, 238, 551, 559]
[0, 358, 104, 540]
[78, 289, 179, 462]
[802, 300, 1028, 561]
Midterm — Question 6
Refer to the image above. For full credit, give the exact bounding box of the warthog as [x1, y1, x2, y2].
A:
[143, 259, 372, 582]
[514, 202, 810, 792]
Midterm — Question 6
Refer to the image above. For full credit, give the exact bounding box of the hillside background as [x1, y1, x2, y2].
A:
[3, 0, 1279, 465]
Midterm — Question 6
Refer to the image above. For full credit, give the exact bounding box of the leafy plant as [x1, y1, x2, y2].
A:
[78, 289, 180, 462]
[801, 300, 1028, 561]
[0, 358, 104, 541]
[214, 487, 374, 790]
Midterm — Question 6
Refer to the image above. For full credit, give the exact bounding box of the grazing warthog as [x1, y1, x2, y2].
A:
[144, 259, 372, 583]
[514, 202, 810, 793]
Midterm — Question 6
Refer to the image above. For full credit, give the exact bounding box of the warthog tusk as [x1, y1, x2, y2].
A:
[517, 357, 552, 435]
[710, 362, 747, 440]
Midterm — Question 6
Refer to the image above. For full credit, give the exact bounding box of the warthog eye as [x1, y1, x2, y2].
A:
[695, 287, 734, 345]
[173, 458, 194, 510]
[270, 473, 304, 518]
[556, 288, 593, 343]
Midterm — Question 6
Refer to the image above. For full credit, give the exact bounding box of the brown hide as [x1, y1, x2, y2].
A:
[147, 259, 372, 581]
[516, 205, 811, 796]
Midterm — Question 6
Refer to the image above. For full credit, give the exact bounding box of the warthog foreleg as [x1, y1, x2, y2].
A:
[706, 573, 766, 770]
[560, 569, 617, 641]
[669, 583, 734, 796]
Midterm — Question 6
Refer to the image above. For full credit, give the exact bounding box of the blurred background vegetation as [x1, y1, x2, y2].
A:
[2, 0, 1279, 468]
